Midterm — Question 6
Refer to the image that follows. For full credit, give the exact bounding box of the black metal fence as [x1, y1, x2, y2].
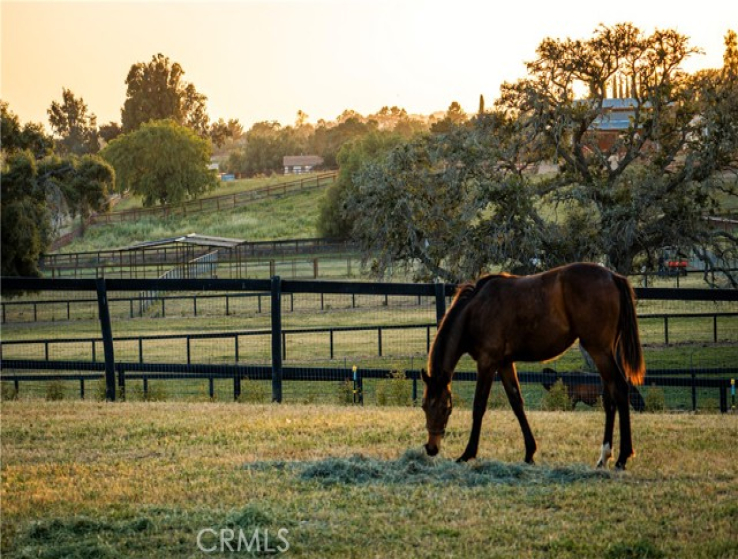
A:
[1, 277, 736, 412]
[40, 237, 358, 280]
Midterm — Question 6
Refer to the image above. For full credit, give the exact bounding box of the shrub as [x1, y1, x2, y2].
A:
[336, 379, 355, 405]
[375, 370, 412, 407]
[91, 379, 108, 401]
[2, 381, 18, 401]
[644, 384, 666, 412]
[45, 380, 65, 401]
[238, 378, 271, 404]
[697, 397, 720, 413]
[126, 382, 167, 402]
[144, 382, 167, 402]
[541, 379, 571, 411]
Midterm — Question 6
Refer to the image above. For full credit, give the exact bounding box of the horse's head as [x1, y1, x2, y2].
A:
[420, 368, 452, 456]
[541, 367, 559, 391]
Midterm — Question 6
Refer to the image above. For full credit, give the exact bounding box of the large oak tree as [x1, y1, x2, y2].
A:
[498, 23, 737, 278]
[344, 24, 738, 285]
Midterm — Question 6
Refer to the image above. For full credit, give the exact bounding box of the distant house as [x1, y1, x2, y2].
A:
[283, 155, 324, 175]
[587, 98, 642, 152]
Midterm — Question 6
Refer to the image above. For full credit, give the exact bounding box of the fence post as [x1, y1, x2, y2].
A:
[719, 384, 727, 413]
[434, 282, 447, 325]
[95, 278, 116, 401]
[271, 276, 283, 403]
[664, 316, 669, 345]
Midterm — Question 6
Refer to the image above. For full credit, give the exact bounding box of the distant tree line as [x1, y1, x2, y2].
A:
[223, 105, 432, 177]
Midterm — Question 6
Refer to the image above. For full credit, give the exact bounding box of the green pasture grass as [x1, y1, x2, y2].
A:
[59, 188, 323, 253]
[111, 173, 327, 213]
[1, 401, 736, 558]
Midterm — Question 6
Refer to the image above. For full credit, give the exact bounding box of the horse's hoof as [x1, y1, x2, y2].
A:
[615, 461, 627, 471]
[456, 454, 473, 463]
[424, 444, 439, 457]
[595, 459, 606, 469]
[525, 457, 536, 465]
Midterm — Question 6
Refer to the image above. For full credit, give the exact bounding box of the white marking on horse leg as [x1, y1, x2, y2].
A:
[596, 443, 612, 468]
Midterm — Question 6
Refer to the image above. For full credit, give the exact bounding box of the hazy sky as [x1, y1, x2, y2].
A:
[2, 0, 736, 131]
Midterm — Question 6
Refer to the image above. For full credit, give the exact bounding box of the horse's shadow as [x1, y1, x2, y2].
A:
[243, 449, 613, 487]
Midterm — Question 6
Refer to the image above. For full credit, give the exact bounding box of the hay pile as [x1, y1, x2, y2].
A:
[245, 449, 613, 487]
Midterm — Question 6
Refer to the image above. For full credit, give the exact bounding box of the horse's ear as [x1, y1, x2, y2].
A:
[421, 368, 430, 383]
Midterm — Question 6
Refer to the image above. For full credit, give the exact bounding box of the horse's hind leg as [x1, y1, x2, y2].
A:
[597, 388, 616, 468]
[587, 347, 634, 469]
[499, 362, 537, 464]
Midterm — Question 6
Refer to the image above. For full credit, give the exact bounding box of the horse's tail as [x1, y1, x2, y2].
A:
[613, 274, 646, 386]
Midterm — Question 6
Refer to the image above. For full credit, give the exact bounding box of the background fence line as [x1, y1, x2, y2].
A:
[41, 238, 359, 281]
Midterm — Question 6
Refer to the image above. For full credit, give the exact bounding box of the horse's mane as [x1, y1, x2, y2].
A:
[427, 274, 509, 381]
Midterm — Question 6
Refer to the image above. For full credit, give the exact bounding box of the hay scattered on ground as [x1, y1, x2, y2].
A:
[243, 448, 613, 487]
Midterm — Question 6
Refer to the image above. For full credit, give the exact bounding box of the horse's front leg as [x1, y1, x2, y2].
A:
[499, 362, 537, 464]
[457, 362, 496, 463]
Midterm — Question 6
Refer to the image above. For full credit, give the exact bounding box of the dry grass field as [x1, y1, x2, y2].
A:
[1, 401, 736, 558]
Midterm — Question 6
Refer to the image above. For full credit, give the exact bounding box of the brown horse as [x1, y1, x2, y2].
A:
[541, 368, 646, 411]
[421, 263, 645, 470]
